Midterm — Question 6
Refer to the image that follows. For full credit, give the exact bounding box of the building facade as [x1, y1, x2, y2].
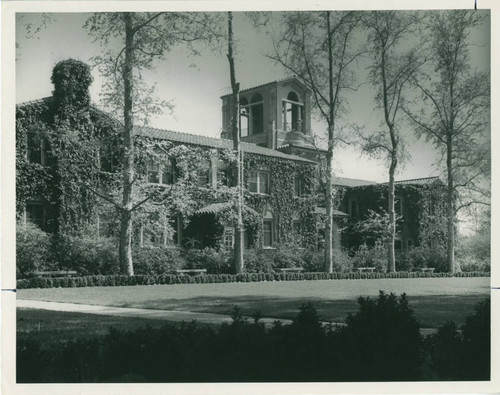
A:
[16, 60, 445, 253]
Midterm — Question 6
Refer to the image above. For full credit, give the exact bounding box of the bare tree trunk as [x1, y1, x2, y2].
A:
[387, 150, 397, 273]
[324, 136, 334, 273]
[227, 11, 244, 274]
[446, 134, 455, 274]
[119, 12, 135, 276]
[324, 11, 335, 273]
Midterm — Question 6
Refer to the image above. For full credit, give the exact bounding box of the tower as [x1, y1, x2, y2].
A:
[220, 78, 318, 157]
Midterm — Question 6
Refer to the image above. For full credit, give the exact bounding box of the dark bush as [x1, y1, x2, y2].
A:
[406, 245, 447, 272]
[243, 249, 274, 273]
[133, 247, 186, 275]
[425, 298, 490, 381]
[17, 296, 492, 382]
[336, 292, 422, 381]
[51, 234, 119, 276]
[461, 299, 490, 380]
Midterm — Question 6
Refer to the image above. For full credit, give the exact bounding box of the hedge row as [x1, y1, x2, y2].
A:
[16, 270, 490, 289]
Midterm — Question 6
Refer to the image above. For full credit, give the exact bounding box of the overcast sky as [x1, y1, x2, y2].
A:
[15, 10, 490, 183]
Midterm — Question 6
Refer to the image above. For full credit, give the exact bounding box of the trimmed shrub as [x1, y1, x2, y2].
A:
[16, 222, 52, 278]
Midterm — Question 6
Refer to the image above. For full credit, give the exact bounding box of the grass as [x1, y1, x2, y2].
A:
[17, 309, 175, 345]
[17, 277, 489, 328]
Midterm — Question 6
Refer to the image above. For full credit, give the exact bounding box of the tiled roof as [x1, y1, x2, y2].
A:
[392, 176, 442, 186]
[220, 77, 310, 98]
[137, 126, 315, 163]
[194, 202, 232, 215]
[16, 96, 53, 108]
[333, 177, 377, 187]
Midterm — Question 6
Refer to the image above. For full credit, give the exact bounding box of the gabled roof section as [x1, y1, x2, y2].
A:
[137, 126, 315, 164]
[334, 176, 443, 188]
[220, 77, 311, 99]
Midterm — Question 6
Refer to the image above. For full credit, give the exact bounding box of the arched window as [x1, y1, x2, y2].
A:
[240, 97, 249, 137]
[250, 93, 264, 135]
[283, 91, 304, 132]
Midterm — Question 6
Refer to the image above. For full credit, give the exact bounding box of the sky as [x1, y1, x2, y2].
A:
[15, 10, 490, 183]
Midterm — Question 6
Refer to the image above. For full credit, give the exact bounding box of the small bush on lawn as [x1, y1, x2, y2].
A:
[51, 234, 119, 276]
[272, 244, 306, 269]
[16, 222, 52, 278]
[301, 249, 353, 272]
[133, 247, 186, 275]
[184, 248, 232, 274]
[406, 245, 447, 272]
[455, 255, 490, 273]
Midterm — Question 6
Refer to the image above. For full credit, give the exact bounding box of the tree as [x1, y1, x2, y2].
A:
[403, 10, 490, 273]
[361, 11, 422, 273]
[226, 11, 244, 273]
[85, 12, 224, 275]
[268, 11, 362, 272]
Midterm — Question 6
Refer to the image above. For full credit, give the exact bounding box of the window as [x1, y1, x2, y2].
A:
[293, 220, 303, 246]
[216, 160, 230, 187]
[26, 203, 45, 230]
[169, 216, 180, 245]
[162, 161, 175, 185]
[348, 198, 359, 217]
[197, 169, 210, 187]
[249, 170, 270, 194]
[223, 227, 235, 249]
[395, 195, 403, 216]
[282, 91, 304, 132]
[250, 94, 264, 135]
[294, 175, 304, 197]
[27, 132, 45, 164]
[147, 161, 160, 183]
[147, 159, 175, 185]
[263, 220, 273, 247]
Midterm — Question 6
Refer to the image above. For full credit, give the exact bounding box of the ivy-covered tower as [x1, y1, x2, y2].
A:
[16, 59, 109, 234]
[220, 78, 320, 161]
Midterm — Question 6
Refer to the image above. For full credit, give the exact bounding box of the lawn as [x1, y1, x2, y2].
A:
[17, 277, 489, 328]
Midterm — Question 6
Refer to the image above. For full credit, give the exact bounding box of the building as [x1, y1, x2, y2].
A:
[16, 60, 445, 253]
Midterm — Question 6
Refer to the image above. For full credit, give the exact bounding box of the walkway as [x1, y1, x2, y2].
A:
[16, 299, 437, 335]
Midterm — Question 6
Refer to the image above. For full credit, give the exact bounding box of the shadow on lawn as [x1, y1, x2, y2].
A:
[125, 293, 488, 328]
